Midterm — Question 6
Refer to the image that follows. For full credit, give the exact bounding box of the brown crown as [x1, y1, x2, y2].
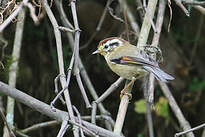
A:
[98, 37, 127, 47]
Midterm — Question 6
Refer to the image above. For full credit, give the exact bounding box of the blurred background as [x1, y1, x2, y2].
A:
[0, 0, 205, 137]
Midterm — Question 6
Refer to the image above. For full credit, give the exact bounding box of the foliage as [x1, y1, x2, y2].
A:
[189, 77, 205, 92]
[155, 97, 169, 119]
[134, 99, 146, 114]
[134, 97, 170, 119]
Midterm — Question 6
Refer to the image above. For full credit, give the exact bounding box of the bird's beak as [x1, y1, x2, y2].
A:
[92, 50, 99, 55]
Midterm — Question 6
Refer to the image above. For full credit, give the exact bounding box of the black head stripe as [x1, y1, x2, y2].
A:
[109, 42, 119, 47]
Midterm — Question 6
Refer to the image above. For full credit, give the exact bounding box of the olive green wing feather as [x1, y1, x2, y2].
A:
[110, 56, 174, 82]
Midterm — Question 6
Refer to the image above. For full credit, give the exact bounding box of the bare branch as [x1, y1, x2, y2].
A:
[21, 120, 59, 133]
[0, 110, 16, 137]
[57, 121, 70, 137]
[42, 0, 79, 136]
[159, 82, 194, 137]
[136, 0, 158, 48]
[0, 81, 123, 137]
[175, 123, 205, 137]
[174, 0, 190, 16]
[3, 8, 25, 137]
[182, 0, 205, 6]
[0, 0, 28, 32]
[58, 26, 75, 33]
[95, 77, 124, 104]
[113, 80, 134, 135]
[193, 5, 205, 15]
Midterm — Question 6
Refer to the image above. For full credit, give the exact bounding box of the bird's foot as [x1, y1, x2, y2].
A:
[120, 90, 132, 100]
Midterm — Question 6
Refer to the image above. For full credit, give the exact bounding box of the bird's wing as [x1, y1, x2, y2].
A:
[110, 56, 158, 68]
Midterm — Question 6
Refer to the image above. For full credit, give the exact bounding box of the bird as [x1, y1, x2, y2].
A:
[92, 37, 174, 97]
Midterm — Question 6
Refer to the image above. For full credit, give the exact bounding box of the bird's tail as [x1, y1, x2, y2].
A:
[143, 66, 174, 82]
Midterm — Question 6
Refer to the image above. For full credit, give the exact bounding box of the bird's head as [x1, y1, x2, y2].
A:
[92, 37, 126, 56]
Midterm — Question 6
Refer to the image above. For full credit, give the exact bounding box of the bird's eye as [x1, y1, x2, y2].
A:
[104, 45, 108, 49]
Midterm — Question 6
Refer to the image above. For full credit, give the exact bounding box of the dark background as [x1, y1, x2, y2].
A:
[0, 0, 205, 137]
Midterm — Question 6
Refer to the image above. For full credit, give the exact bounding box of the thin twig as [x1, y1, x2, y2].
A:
[0, 109, 16, 137]
[182, 0, 205, 5]
[66, 52, 75, 86]
[183, 0, 205, 5]
[167, 0, 173, 32]
[69, 119, 99, 137]
[95, 77, 124, 104]
[136, 0, 159, 48]
[174, 0, 190, 16]
[3, 8, 25, 137]
[119, 0, 140, 35]
[53, 74, 66, 105]
[145, 0, 167, 106]
[143, 7, 157, 33]
[58, 26, 75, 33]
[159, 82, 194, 137]
[70, 0, 91, 108]
[24, 2, 39, 24]
[91, 102, 97, 125]
[143, 77, 154, 137]
[0, 0, 28, 32]
[0, 81, 123, 137]
[136, 0, 160, 136]
[56, 0, 74, 30]
[57, 121, 70, 137]
[42, 0, 79, 136]
[73, 106, 85, 137]
[75, 73, 92, 108]
[175, 123, 205, 137]
[80, 0, 113, 50]
[193, 6, 205, 16]
[21, 120, 59, 133]
[55, 0, 113, 130]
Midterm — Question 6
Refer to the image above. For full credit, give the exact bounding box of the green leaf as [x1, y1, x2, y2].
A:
[155, 97, 169, 119]
[137, 133, 143, 137]
[134, 99, 146, 114]
[189, 77, 205, 92]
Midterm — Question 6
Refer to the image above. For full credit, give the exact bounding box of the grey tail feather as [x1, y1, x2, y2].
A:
[143, 66, 174, 82]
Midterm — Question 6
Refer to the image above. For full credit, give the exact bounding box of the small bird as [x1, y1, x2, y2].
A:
[92, 37, 174, 83]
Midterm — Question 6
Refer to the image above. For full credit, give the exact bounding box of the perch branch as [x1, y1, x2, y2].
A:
[114, 80, 134, 135]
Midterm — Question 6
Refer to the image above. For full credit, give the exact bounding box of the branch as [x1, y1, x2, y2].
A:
[3, 8, 25, 137]
[54, 0, 109, 115]
[193, 5, 205, 15]
[42, 0, 79, 136]
[118, 0, 140, 35]
[113, 80, 134, 135]
[136, 0, 159, 48]
[159, 82, 194, 137]
[175, 123, 205, 137]
[0, 81, 123, 137]
[182, 0, 205, 6]
[0, 0, 28, 32]
[174, 0, 190, 16]
[21, 120, 59, 133]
